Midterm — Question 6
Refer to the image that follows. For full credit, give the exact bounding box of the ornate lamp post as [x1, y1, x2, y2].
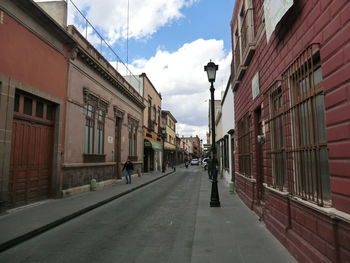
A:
[161, 127, 166, 173]
[204, 60, 220, 207]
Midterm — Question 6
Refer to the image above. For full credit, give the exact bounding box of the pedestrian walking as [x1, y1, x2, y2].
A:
[184, 157, 189, 168]
[207, 156, 213, 180]
[122, 158, 134, 184]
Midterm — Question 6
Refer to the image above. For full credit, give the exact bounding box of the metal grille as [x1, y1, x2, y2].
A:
[269, 82, 287, 190]
[238, 114, 252, 177]
[281, 44, 330, 205]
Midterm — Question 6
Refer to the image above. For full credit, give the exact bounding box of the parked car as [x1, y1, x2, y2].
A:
[191, 158, 199, 165]
[202, 158, 209, 170]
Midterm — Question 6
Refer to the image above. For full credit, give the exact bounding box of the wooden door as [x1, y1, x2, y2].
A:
[9, 93, 55, 207]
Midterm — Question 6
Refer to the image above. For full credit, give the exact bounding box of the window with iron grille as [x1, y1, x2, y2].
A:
[269, 84, 287, 190]
[282, 44, 330, 205]
[128, 118, 138, 158]
[84, 104, 95, 154]
[96, 109, 105, 154]
[83, 92, 107, 160]
[237, 114, 252, 177]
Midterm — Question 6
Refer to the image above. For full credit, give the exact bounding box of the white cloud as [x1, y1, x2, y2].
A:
[66, 0, 199, 43]
[129, 39, 232, 141]
[176, 123, 208, 142]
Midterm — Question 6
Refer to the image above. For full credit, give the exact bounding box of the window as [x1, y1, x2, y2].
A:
[24, 97, 33, 115]
[237, 114, 252, 177]
[153, 105, 156, 121]
[148, 98, 152, 130]
[46, 105, 54, 120]
[240, 1, 254, 56]
[84, 104, 95, 154]
[83, 93, 107, 157]
[35, 101, 44, 118]
[158, 108, 161, 133]
[97, 109, 105, 154]
[14, 94, 20, 112]
[128, 118, 138, 158]
[279, 44, 330, 205]
[269, 85, 287, 190]
[13, 92, 55, 124]
[234, 30, 241, 77]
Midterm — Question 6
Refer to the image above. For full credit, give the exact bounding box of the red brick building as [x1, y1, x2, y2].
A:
[0, 0, 75, 210]
[231, 0, 350, 262]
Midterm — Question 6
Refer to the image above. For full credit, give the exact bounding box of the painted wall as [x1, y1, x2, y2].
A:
[222, 83, 235, 183]
[231, 0, 350, 262]
[0, 0, 73, 208]
[0, 6, 69, 100]
[63, 26, 144, 189]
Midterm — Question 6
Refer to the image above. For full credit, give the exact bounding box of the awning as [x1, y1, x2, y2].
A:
[144, 140, 162, 151]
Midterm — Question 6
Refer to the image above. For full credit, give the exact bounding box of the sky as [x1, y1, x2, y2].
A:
[44, 0, 235, 141]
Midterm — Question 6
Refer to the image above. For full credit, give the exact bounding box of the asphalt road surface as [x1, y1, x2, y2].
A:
[0, 166, 203, 263]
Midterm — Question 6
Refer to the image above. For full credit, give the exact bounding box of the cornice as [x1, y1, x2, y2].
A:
[75, 50, 145, 109]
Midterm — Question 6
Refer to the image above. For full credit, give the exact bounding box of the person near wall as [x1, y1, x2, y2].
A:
[122, 158, 134, 184]
[207, 156, 213, 180]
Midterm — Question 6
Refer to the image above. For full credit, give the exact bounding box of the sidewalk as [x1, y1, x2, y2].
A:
[0, 169, 174, 252]
[191, 175, 297, 263]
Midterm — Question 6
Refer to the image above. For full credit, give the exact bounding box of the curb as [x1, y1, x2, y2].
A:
[0, 170, 175, 253]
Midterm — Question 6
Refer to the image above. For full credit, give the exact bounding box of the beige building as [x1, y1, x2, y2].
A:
[161, 110, 177, 167]
[139, 73, 163, 173]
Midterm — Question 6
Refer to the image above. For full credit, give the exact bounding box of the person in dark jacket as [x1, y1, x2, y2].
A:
[122, 158, 134, 184]
[207, 156, 213, 180]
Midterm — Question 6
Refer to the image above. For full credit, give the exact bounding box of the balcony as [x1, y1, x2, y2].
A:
[234, 39, 247, 81]
[241, 8, 256, 66]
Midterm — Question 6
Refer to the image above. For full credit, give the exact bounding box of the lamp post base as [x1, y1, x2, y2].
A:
[210, 180, 221, 207]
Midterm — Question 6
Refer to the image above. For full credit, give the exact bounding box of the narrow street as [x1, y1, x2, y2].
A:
[0, 166, 296, 263]
[0, 167, 201, 263]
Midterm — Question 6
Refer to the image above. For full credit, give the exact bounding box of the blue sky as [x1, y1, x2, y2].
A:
[64, 0, 235, 140]
[124, 1, 234, 62]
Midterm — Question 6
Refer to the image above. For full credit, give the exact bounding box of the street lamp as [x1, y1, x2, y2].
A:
[204, 60, 220, 207]
[161, 127, 166, 173]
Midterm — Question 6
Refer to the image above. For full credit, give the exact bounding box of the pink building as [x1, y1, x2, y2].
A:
[231, 0, 350, 261]
[62, 26, 144, 194]
[0, 0, 75, 209]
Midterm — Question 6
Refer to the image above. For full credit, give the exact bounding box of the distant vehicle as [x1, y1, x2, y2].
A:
[202, 158, 209, 170]
[191, 158, 199, 165]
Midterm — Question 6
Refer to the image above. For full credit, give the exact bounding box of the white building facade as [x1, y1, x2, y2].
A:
[220, 77, 235, 184]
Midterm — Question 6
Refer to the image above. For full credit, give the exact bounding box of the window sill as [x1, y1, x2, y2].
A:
[263, 183, 289, 196]
[235, 172, 256, 182]
[128, 156, 138, 161]
[290, 196, 350, 224]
